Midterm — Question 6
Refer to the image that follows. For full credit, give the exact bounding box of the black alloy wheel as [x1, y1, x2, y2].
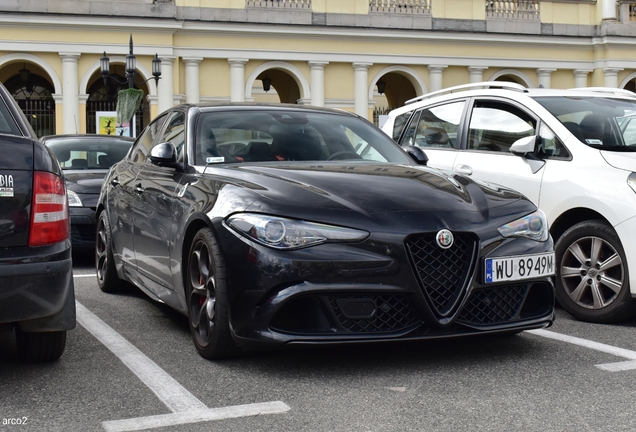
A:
[555, 220, 634, 323]
[186, 228, 240, 359]
[95, 211, 121, 293]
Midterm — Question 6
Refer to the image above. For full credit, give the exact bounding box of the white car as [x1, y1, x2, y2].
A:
[382, 82, 636, 323]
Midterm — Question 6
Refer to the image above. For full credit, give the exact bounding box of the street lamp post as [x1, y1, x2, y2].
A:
[100, 34, 162, 137]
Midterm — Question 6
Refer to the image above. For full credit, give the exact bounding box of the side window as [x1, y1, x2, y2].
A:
[392, 111, 413, 141]
[0, 98, 21, 136]
[468, 101, 536, 152]
[400, 110, 421, 147]
[129, 113, 169, 164]
[537, 123, 570, 159]
[157, 112, 185, 162]
[412, 101, 465, 149]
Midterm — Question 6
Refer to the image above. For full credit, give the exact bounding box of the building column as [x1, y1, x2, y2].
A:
[536, 68, 556, 89]
[573, 69, 592, 88]
[309, 61, 328, 107]
[468, 66, 488, 83]
[428, 65, 447, 92]
[603, 68, 623, 88]
[183, 57, 202, 104]
[158, 55, 175, 114]
[228, 59, 248, 102]
[60, 53, 80, 134]
[602, 0, 617, 20]
[352, 62, 372, 118]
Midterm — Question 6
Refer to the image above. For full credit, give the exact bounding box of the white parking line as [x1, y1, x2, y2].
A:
[75, 301, 290, 431]
[73, 274, 96, 277]
[527, 329, 636, 371]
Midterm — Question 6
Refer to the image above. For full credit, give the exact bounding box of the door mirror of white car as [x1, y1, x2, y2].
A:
[510, 135, 538, 156]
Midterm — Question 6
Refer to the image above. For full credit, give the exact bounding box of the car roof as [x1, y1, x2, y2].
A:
[395, 82, 636, 113]
[174, 102, 361, 118]
[41, 134, 135, 142]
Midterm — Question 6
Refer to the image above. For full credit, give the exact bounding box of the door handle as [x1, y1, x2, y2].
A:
[134, 184, 144, 193]
[110, 177, 120, 186]
[454, 164, 473, 175]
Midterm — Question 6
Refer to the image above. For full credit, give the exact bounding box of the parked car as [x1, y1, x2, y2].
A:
[382, 82, 636, 323]
[41, 134, 134, 248]
[0, 82, 75, 362]
[96, 103, 555, 359]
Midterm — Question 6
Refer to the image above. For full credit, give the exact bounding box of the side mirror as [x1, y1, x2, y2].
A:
[509, 135, 538, 156]
[404, 145, 429, 165]
[149, 142, 179, 168]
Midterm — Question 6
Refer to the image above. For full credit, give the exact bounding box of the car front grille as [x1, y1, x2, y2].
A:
[406, 232, 476, 317]
[457, 284, 528, 325]
[329, 294, 419, 333]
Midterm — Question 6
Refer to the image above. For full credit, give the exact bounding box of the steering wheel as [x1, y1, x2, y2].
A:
[327, 150, 361, 161]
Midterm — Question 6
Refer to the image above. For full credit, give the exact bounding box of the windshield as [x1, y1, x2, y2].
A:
[195, 110, 412, 165]
[533, 96, 636, 152]
[45, 136, 133, 169]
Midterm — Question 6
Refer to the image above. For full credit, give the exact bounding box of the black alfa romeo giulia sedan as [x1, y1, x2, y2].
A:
[96, 104, 555, 359]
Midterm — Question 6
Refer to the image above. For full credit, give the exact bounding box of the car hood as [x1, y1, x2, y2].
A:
[213, 163, 530, 230]
[63, 170, 107, 194]
[601, 151, 636, 172]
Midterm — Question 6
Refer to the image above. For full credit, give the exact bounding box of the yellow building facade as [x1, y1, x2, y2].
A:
[1, 0, 636, 136]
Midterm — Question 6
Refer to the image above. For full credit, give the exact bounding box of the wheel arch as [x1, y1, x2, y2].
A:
[550, 207, 611, 242]
[180, 215, 216, 290]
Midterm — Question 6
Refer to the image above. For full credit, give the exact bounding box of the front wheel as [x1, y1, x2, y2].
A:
[95, 211, 120, 293]
[186, 228, 240, 359]
[555, 220, 635, 323]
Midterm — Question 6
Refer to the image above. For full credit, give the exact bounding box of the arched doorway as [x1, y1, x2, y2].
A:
[85, 64, 149, 137]
[4, 63, 55, 137]
[373, 72, 418, 126]
[255, 69, 301, 104]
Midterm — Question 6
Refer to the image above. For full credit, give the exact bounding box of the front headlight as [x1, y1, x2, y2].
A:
[67, 190, 83, 207]
[226, 213, 369, 250]
[498, 209, 549, 242]
[627, 172, 636, 194]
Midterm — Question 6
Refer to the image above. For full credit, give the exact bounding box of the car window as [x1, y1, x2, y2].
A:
[467, 101, 536, 152]
[391, 110, 413, 141]
[195, 110, 411, 165]
[45, 136, 133, 170]
[534, 96, 636, 151]
[405, 101, 465, 149]
[129, 113, 169, 164]
[536, 123, 570, 159]
[157, 111, 185, 162]
[0, 98, 21, 136]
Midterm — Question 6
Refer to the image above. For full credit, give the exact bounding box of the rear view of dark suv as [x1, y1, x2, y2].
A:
[0, 82, 75, 361]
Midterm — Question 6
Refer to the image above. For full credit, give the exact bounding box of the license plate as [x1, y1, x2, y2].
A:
[485, 252, 555, 283]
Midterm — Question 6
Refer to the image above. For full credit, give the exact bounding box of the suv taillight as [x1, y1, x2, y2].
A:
[28, 171, 69, 247]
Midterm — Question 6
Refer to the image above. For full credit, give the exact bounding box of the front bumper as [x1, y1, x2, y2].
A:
[219, 229, 555, 349]
[0, 240, 76, 331]
[69, 206, 97, 247]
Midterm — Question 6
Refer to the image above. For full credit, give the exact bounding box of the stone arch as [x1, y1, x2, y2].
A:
[80, 56, 157, 95]
[0, 53, 61, 94]
[369, 66, 427, 105]
[246, 61, 310, 103]
[619, 72, 636, 91]
[488, 69, 534, 88]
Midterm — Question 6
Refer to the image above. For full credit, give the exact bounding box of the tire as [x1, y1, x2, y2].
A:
[555, 220, 635, 323]
[186, 228, 240, 359]
[15, 327, 66, 362]
[95, 211, 121, 293]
